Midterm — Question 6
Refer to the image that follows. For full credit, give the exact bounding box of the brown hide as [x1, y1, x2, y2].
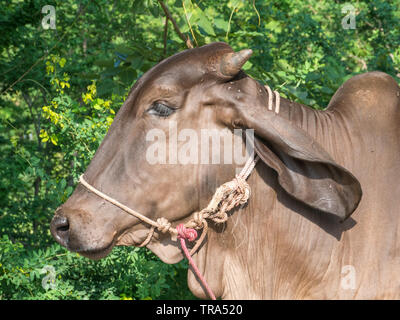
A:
[51, 42, 400, 299]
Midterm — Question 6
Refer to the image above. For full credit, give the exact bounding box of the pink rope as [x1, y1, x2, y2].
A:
[176, 224, 217, 300]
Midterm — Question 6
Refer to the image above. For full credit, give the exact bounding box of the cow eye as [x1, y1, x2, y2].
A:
[147, 102, 175, 118]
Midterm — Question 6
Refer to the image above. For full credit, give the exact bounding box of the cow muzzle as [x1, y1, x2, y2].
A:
[50, 214, 70, 247]
[50, 206, 117, 260]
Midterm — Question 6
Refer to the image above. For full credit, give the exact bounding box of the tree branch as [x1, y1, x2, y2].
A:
[157, 0, 193, 49]
[162, 16, 169, 59]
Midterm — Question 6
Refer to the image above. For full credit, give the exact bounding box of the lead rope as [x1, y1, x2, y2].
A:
[176, 224, 217, 300]
[172, 154, 259, 300]
[78, 83, 279, 300]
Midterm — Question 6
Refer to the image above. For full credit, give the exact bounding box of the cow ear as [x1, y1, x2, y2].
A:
[245, 112, 362, 220]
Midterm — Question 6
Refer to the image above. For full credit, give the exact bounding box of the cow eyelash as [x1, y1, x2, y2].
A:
[147, 102, 175, 118]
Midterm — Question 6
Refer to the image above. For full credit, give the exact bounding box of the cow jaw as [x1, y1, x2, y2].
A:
[68, 229, 118, 261]
[77, 238, 116, 260]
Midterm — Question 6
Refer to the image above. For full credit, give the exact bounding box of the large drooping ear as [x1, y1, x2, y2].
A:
[250, 113, 362, 220]
[214, 47, 362, 220]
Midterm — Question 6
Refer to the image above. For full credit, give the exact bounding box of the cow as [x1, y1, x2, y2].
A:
[50, 42, 400, 299]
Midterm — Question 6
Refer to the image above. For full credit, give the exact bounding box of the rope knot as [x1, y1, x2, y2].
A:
[193, 211, 205, 229]
[233, 176, 250, 205]
[176, 224, 198, 242]
[156, 217, 171, 233]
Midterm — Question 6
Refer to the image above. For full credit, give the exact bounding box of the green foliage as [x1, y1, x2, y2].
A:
[0, 235, 194, 300]
[0, 0, 399, 300]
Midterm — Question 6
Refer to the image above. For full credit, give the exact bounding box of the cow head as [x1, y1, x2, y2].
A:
[51, 42, 361, 263]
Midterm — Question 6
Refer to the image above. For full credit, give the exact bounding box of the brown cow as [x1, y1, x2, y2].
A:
[51, 42, 400, 299]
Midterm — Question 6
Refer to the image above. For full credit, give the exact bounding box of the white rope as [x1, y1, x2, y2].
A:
[78, 154, 258, 248]
[79, 175, 169, 232]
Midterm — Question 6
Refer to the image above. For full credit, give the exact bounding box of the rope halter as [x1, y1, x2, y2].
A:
[77, 83, 279, 300]
[78, 153, 259, 254]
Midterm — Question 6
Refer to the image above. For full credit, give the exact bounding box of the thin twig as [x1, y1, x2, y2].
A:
[157, 0, 193, 49]
[2, 57, 47, 96]
[252, 0, 260, 26]
[162, 16, 169, 59]
[20, 79, 51, 97]
[0, 4, 87, 96]
[182, 0, 198, 47]
[226, 6, 237, 40]
[0, 64, 19, 76]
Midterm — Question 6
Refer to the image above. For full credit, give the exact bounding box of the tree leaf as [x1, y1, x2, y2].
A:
[193, 8, 216, 36]
[214, 18, 229, 32]
[93, 60, 114, 68]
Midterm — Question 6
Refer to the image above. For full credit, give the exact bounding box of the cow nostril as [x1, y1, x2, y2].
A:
[50, 215, 70, 247]
[58, 223, 69, 232]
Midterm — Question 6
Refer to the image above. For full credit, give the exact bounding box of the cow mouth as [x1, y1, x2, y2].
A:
[70, 226, 151, 260]
[75, 239, 115, 260]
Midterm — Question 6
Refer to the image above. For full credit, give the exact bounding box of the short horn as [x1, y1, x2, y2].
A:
[220, 49, 253, 77]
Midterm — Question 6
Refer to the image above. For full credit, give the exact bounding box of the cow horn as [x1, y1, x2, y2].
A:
[220, 49, 253, 77]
